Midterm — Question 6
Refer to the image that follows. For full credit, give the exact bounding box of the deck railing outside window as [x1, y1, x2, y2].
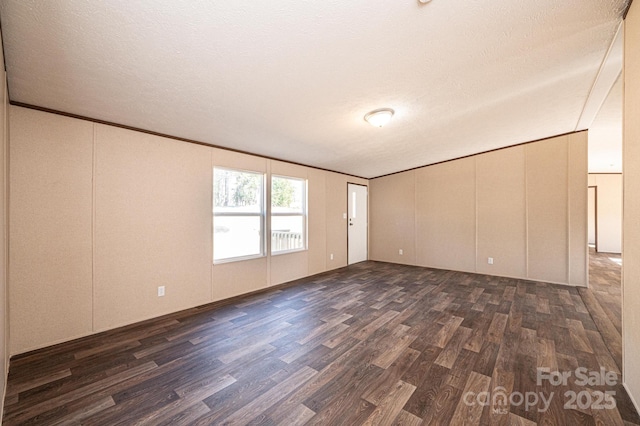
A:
[271, 230, 303, 252]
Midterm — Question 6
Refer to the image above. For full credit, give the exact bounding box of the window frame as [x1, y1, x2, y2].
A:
[270, 174, 308, 255]
[213, 166, 266, 264]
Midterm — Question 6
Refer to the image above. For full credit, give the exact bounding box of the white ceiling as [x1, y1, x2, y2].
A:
[0, 0, 628, 178]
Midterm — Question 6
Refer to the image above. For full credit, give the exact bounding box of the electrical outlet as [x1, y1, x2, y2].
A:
[399, 249, 403, 255]
[330, 253, 334, 260]
[158, 286, 165, 297]
[488, 257, 494, 265]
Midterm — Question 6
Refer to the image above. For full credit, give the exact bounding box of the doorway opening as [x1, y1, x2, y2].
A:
[588, 185, 597, 251]
[585, 61, 623, 373]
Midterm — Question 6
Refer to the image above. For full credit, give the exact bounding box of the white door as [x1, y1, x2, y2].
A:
[348, 184, 368, 264]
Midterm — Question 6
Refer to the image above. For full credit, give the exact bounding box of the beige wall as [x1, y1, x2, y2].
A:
[624, 3, 640, 412]
[8, 106, 367, 354]
[94, 125, 213, 331]
[369, 171, 416, 265]
[588, 173, 622, 254]
[0, 34, 8, 419]
[416, 158, 476, 272]
[476, 146, 527, 278]
[9, 108, 94, 354]
[307, 168, 327, 275]
[370, 132, 588, 286]
[326, 172, 357, 269]
[568, 134, 588, 286]
[525, 138, 568, 283]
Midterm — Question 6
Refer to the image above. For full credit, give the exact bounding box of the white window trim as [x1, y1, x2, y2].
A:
[270, 175, 308, 255]
[213, 166, 266, 264]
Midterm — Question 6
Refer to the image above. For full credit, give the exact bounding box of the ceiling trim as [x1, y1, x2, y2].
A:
[1, 2, 626, 180]
[0, 14, 7, 72]
[0, 11, 11, 100]
[575, 22, 623, 131]
[10, 101, 589, 182]
[625, 0, 635, 18]
[370, 130, 588, 180]
[10, 101, 369, 180]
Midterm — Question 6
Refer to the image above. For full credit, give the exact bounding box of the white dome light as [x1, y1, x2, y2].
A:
[364, 108, 395, 128]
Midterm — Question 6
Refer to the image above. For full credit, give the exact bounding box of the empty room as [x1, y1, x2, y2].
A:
[1, 0, 640, 425]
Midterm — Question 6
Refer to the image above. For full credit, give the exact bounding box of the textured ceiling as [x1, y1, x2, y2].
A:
[0, 0, 628, 178]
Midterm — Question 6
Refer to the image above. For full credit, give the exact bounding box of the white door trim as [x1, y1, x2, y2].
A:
[348, 183, 368, 265]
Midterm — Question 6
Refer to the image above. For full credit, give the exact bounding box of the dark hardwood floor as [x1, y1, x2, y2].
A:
[3, 261, 639, 425]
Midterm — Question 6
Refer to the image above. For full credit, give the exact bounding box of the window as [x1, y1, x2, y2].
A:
[271, 175, 307, 254]
[213, 168, 265, 262]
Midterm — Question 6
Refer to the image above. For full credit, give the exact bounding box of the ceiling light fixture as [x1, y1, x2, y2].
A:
[364, 108, 395, 128]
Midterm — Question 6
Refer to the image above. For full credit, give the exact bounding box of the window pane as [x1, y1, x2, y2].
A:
[272, 176, 304, 214]
[214, 216, 262, 260]
[213, 168, 264, 262]
[214, 169, 262, 213]
[271, 216, 304, 252]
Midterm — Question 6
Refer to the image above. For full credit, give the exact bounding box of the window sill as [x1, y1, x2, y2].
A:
[271, 248, 308, 256]
[213, 253, 266, 265]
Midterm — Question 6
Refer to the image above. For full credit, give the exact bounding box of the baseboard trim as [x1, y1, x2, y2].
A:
[368, 258, 587, 288]
[0, 358, 7, 423]
[10, 264, 351, 359]
[624, 382, 640, 416]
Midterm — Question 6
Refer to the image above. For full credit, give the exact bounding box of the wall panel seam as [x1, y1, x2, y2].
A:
[321, 173, 328, 273]
[621, 18, 627, 382]
[5, 101, 10, 357]
[1, 74, 8, 419]
[525, 147, 530, 279]
[414, 171, 418, 265]
[4, 78, 9, 364]
[91, 123, 97, 332]
[583, 139, 589, 283]
[567, 137, 571, 285]
[474, 158, 478, 273]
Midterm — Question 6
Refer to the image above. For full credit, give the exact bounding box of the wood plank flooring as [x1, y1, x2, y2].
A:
[4, 261, 639, 425]
[582, 248, 623, 371]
